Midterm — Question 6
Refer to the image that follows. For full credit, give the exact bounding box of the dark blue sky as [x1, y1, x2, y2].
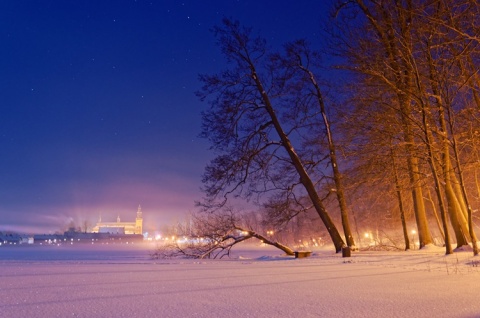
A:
[0, 0, 331, 234]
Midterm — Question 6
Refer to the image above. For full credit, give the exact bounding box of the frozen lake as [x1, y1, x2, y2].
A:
[1, 243, 480, 317]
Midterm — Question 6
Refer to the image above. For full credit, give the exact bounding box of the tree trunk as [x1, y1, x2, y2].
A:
[401, 97, 434, 248]
[250, 68, 346, 253]
[426, 189, 445, 244]
[449, 108, 479, 255]
[416, 87, 452, 253]
[475, 169, 480, 200]
[392, 148, 411, 251]
[301, 65, 356, 249]
[422, 33, 469, 250]
[245, 230, 295, 256]
[354, 0, 434, 248]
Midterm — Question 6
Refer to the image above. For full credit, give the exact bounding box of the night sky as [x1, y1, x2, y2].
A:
[0, 0, 330, 234]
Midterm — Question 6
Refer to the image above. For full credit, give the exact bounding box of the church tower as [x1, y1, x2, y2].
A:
[135, 204, 143, 234]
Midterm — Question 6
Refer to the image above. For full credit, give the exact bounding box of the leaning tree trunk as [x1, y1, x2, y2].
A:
[423, 35, 469, 250]
[448, 106, 479, 256]
[414, 87, 452, 254]
[250, 66, 346, 253]
[447, 171, 471, 246]
[301, 65, 356, 249]
[441, 115, 470, 248]
[422, 138, 452, 253]
[236, 228, 295, 256]
[452, 148, 480, 256]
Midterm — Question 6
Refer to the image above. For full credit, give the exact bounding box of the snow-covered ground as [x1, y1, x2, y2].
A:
[1, 243, 479, 318]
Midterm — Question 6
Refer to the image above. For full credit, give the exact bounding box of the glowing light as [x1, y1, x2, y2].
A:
[411, 229, 416, 235]
[176, 238, 187, 244]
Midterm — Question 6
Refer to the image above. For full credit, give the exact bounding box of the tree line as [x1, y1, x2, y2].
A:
[161, 0, 480, 258]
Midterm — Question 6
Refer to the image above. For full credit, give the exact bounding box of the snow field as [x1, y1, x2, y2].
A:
[1, 244, 479, 317]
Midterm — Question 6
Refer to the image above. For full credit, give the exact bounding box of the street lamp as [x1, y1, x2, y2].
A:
[364, 232, 373, 246]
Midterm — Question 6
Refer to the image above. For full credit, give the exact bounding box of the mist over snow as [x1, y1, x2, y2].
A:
[1, 243, 480, 318]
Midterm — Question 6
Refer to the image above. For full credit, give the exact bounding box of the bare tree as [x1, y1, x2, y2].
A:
[273, 40, 357, 249]
[151, 208, 294, 259]
[391, 146, 411, 251]
[197, 19, 347, 252]
[334, 0, 480, 253]
[333, 0, 435, 248]
[82, 219, 90, 234]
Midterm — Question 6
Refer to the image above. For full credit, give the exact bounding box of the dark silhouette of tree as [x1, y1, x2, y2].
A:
[273, 40, 356, 249]
[197, 19, 347, 252]
[152, 208, 294, 259]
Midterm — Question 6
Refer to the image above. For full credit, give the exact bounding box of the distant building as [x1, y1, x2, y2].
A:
[0, 233, 32, 245]
[98, 227, 125, 234]
[92, 205, 143, 235]
[32, 229, 144, 244]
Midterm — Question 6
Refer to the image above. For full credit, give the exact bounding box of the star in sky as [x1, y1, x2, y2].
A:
[0, 0, 330, 234]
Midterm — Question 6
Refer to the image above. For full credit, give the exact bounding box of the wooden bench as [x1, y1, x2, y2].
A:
[294, 251, 312, 258]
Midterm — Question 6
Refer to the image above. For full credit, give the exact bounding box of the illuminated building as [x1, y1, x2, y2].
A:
[92, 205, 143, 235]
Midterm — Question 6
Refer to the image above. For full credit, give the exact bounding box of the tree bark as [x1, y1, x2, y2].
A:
[250, 67, 346, 252]
[391, 148, 411, 251]
[426, 189, 445, 244]
[241, 229, 295, 256]
[299, 64, 356, 249]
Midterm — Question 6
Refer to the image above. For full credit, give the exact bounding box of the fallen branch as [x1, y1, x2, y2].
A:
[151, 227, 294, 259]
